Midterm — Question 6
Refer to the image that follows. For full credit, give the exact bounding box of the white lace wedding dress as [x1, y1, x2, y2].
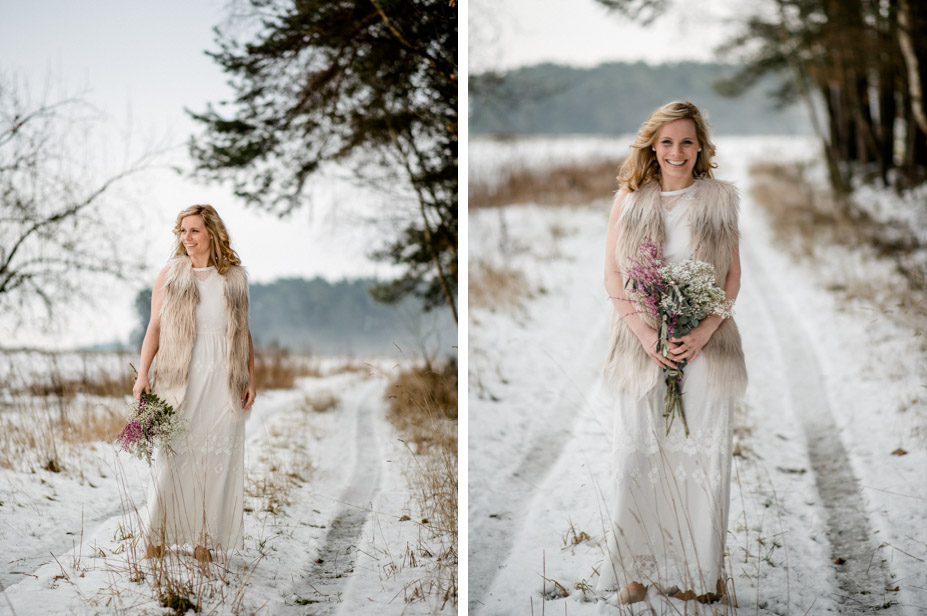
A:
[598, 184, 734, 596]
[144, 266, 246, 551]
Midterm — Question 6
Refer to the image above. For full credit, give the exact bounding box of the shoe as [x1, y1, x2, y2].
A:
[619, 582, 647, 604]
[194, 546, 213, 562]
[144, 544, 165, 559]
[670, 589, 697, 601]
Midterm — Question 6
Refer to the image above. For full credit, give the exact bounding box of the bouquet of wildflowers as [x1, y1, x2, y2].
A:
[117, 365, 188, 464]
[624, 239, 734, 436]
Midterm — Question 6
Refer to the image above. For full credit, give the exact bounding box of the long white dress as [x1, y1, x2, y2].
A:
[144, 266, 246, 551]
[598, 184, 734, 596]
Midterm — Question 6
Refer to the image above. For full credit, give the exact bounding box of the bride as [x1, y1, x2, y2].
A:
[598, 101, 747, 604]
[132, 204, 256, 562]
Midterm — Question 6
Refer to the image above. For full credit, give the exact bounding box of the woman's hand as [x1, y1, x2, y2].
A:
[669, 318, 719, 363]
[133, 373, 151, 403]
[637, 327, 678, 369]
[242, 381, 257, 411]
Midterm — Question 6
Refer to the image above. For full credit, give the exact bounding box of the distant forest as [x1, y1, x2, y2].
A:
[470, 62, 812, 136]
[132, 277, 456, 357]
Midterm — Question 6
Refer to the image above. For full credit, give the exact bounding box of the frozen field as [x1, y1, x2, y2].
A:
[0, 355, 454, 615]
[468, 135, 927, 615]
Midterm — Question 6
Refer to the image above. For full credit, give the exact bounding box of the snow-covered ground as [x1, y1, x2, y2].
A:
[468, 136, 927, 615]
[0, 356, 455, 615]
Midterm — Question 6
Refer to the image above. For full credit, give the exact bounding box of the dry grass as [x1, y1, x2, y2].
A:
[244, 400, 318, 518]
[750, 162, 918, 257]
[469, 158, 623, 208]
[324, 358, 371, 375]
[4, 352, 134, 398]
[750, 162, 927, 329]
[253, 348, 320, 390]
[0, 351, 137, 472]
[303, 391, 339, 413]
[0, 396, 125, 473]
[469, 260, 530, 312]
[383, 360, 458, 608]
[100, 519, 261, 615]
[385, 361, 457, 454]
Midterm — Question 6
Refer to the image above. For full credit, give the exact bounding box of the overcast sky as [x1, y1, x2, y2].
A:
[469, 0, 748, 73]
[0, 0, 406, 348]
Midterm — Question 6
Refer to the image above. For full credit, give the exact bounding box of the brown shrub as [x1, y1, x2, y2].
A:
[469, 158, 622, 208]
[385, 361, 457, 452]
[253, 349, 318, 391]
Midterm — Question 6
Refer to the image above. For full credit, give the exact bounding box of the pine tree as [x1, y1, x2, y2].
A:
[189, 0, 458, 320]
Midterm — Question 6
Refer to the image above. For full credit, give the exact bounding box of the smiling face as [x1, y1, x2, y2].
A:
[180, 214, 212, 264]
[652, 118, 700, 190]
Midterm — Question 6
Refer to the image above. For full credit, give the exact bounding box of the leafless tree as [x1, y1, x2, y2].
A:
[0, 78, 158, 323]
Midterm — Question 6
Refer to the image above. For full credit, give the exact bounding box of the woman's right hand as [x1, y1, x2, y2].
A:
[133, 373, 151, 403]
[637, 327, 677, 369]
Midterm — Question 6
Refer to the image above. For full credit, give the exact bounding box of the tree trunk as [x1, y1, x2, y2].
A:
[898, 0, 927, 136]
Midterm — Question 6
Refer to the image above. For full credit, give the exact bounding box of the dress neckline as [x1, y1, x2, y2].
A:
[192, 265, 216, 271]
[660, 182, 697, 197]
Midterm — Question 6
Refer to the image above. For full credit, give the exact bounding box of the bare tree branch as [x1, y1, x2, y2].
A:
[0, 79, 159, 325]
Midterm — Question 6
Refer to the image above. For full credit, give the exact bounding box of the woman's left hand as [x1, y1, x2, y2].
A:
[669, 320, 718, 363]
[242, 382, 257, 411]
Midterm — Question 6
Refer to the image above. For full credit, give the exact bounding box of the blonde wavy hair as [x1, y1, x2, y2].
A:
[172, 204, 242, 274]
[617, 101, 717, 193]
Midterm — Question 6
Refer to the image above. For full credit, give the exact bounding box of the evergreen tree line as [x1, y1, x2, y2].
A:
[132, 277, 456, 356]
[469, 62, 813, 136]
[597, 0, 927, 192]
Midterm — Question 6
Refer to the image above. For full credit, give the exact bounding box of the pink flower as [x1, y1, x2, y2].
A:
[117, 421, 144, 450]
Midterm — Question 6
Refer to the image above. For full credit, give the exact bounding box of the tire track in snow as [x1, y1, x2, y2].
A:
[469, 314, 609, 614]
[285, 378, 384, 614]
[741, 245, 896, 612]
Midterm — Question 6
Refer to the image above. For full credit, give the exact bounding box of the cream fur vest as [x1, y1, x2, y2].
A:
[602, 178, 748, 400]
[152, 256, 251, 419]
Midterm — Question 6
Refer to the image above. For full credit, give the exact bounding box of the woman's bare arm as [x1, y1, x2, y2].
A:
[242, 331, 256, 410]
[133, 266, 168, 401]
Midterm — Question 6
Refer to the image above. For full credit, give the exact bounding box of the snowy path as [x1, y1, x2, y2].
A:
[0, 368, 450, 615]
[741, 242, 893, 607]
[468, 136, 926, 615]
[262, 376, 387, 613]
[467, 313, 608, 609]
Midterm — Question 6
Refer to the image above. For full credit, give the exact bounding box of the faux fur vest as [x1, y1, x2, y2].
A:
[602, 178, 748, 400]
[152, 256, 251, 420]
